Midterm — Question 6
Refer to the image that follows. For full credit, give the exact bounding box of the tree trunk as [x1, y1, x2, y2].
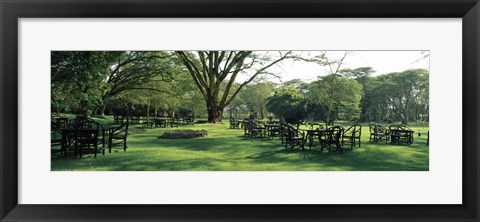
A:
[401, 111, 408, 124]
[325, 113, 331, 126]
[146, 99, 151, 117]
[99, 101, 107, 116]
[95, 94, 110, 116]
[205, 96, 224, 123]
[207, 106, 223, 123]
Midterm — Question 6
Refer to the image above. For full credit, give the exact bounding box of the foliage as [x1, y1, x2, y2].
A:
[51, 51, 429, 125]
[239, 81, 276, 119]
[305, 75, 363, 125]
[338, 67, 429, 124]
[51, 51, 120, 115]
[175, 51, 291, 123]
[376, 69, 429, 124]
[51, 51, 178, 116]
[265, 88, 307, 123]
[97, 51, 176, 115]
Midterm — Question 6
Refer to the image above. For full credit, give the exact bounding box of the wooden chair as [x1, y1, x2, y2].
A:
[254, 121, 267, 137]
[389, 125, 413, 145]
[108, 121, 129, 153]
[54, 117, 69, 130]
[389, 125, 401, 144]
[342, 124, 362, 149]
[401, 125, 414, 144]
[243, 120, 251, 136]
[279, 123, 288, 144]
[51, 117, 69, 147]
[245, 121, 264, 138]
[284, 124, 305, 150]
[51, 130, 62, 147]
[229, 117, 240, 129]
[370, 124, 389, 143]
[320, 126, 344, 153]
[72, 116, 103, 158]
[267, 123, 281, 138]
[75, 128, 101, 158]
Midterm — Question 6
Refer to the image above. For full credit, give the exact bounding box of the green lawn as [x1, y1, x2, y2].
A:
[51, 118, 429, 171]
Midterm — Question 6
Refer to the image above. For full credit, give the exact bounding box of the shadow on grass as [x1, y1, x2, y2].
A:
[51, 124, 429, 171]
[52, 155, 221, 171]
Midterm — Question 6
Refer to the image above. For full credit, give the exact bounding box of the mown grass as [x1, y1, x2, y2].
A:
[51, 117, 429, 171]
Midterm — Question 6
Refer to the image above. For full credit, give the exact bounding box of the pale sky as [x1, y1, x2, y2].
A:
[237, 50, 429, 83]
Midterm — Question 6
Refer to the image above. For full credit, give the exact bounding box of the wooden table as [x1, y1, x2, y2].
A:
[390, 129, 414, 145]
[60, 128, 100, 156]
[264, 124, 280, 138]
[301, 128, 327, 148]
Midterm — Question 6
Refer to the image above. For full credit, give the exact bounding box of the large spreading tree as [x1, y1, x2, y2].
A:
[96, 51, 175, 115]
[175, 51, 290, 123]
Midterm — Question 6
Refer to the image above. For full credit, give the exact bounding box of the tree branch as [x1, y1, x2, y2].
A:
[223, 51, 291, 107]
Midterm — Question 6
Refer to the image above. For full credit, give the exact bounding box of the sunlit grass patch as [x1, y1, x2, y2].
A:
[51, 121, 429, 171]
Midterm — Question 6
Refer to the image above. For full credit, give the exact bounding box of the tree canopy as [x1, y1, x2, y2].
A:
[266, 87, 306, 124]
[305, 75, 363, 125]
[51, 51, 429, 125]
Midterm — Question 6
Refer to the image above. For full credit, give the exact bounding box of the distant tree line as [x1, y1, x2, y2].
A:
[260, 68, 428, 125]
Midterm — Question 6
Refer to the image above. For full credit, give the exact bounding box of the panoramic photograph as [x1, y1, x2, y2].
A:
[51, 50, 429, 171]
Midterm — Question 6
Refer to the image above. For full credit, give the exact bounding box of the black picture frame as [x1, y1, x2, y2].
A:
[1, 0, 479, 221]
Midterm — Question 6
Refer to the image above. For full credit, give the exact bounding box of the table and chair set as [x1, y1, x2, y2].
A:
[292, 124, 361, 153]
[369, 124, 417, 145]
[236, 119, 281, 139]
[51, 116, 129, 158]
[140, 116, 195, 128]
[243, 120, 266, 138]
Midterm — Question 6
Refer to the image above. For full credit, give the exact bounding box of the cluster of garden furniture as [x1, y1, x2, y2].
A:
[113, 115, 194, 128]
[51, 115, 129, 158]
[369, 124, 416, 145]
[51, 114, 196, 158]
[230, 117, 427, 154]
